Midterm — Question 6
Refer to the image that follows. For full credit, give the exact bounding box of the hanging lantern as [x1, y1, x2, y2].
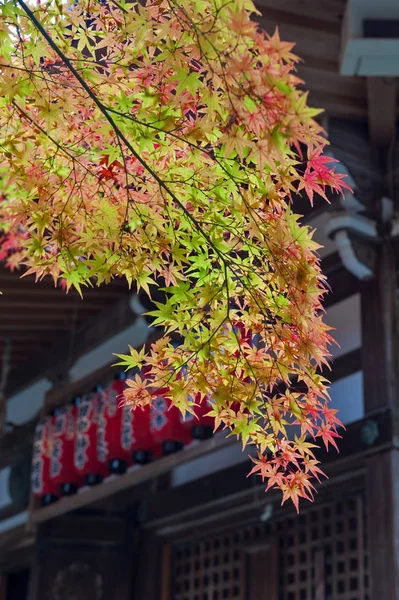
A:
[31, 415, 58, 506]
[98, 373, 134, 475]
[74, 387, 107, 486]
[98, 372, 157, 471]
[131, 404, 154, 465]
[136, 363, 187, 457]
[150, 395, 190, 456]
[121, 367, 156, 465]
[49, 403, 80, 496]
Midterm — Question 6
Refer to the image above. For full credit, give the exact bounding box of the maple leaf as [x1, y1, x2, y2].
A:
[267, 28, 298, 63]
[280, 477, 311, 513]
[245, 110, 266, 137]
[321, 405, 344, 429]
[316, 424, 342, 452]
[113, 345, 147, 370]
[293, 435, 318, 459]
[303, 456, 327, 483]
[0, 0, 348, 510]
[247, 453, 272, 482]
[124, 374, 153, 408]
[298, 169, 328, 205]
[219, 126, 254, 160]
[229, 415, 261, 449]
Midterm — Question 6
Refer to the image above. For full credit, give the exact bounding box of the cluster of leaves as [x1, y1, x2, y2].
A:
[0, 0, 349, 510]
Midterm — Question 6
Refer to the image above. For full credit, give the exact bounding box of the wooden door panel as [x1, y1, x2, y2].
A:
[245, 543, 277, 600]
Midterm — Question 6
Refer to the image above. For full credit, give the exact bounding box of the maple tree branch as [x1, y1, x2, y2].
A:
[0, 0, 346, 508]
[16, 0, 285, 343]
[16, 0, 220, 255]
[10, 5, 311, 335]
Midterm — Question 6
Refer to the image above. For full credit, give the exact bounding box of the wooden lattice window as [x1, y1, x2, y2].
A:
[170, 492, 369, 600]
[277, 495, 369, 600]
[171, 533, 243, 600]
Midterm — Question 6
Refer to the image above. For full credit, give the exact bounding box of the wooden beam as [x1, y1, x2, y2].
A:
[28, 408, 392, 529]
[0, 300, 106, 311]
[0, 575, 6, 600]
[307, 90, 367, 119]
[0, 503, 27, 523]
[0, 333, 57, 341]
[246, 543, 278, 600]
[327, 348, 361, 383]
[328, 118, 382, 211]
[0, 285, 124, 299]
[6, 294, 139, 397]
[298, 65, 366, 100]
[132, 531, 164, 600]
[0, 323, 72, 331]
[0, 313, 90, 322]
[161, 544, 172, 600]
[256, 5, 340, 34]
[255, 0, 346, 25]
[294, 191, 340, 222]
[360, 243, 399, 599]
[0, 524, 31, 554]
[322, 252, 360, 307]
[136, 412, 391, 537]
[257, 16, 340, 63]
[299, 55, 339, 73]
[29, 433, 238, 526]
[0, 266, 128, 295]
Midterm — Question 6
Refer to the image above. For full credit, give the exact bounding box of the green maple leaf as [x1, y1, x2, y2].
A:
[229, 417, 261, 449]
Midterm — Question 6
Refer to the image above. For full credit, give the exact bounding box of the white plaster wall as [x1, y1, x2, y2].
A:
[329, 370, 364, 425]
[0, 468, 11, 509]
[171, 434, 256, 488]
[70, 316, 149, 381]
[325, 294, 361, 358]
[7, 379, 52, 426]
[307, 211, 337, 258]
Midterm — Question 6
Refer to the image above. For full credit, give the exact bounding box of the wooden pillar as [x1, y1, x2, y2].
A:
[360, 242, 399, 414]
[366, 450, 399, 599]
[360, 241, 399, 599]
[245, 542, 278, 600]
[132, 530, 164, 600]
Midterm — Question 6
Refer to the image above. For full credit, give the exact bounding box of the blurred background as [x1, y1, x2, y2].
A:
[0, 0, 398, 598]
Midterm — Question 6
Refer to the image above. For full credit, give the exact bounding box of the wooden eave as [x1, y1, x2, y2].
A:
[256, 0, 369, 119]
[0, 266, 134, 396]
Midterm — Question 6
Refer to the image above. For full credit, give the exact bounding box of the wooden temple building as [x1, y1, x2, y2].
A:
[1, 0, 399, 598]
